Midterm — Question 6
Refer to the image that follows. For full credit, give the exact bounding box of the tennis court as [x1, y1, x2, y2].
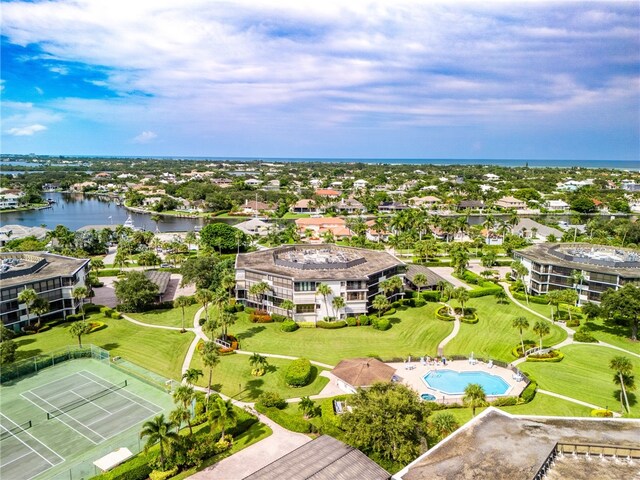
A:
[0, 354, 175, 480]
[0, 413, 64, 480]
[21, 371, 163, 445]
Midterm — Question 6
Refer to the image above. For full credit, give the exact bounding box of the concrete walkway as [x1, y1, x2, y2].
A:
[537, 389, 620, 416]
[437, 304, 460, 356]
[121, 313, 188, 332]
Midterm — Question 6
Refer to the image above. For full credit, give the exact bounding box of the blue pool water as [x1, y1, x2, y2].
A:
[420, 393, 436, 401]
[423, 370, 509, 395]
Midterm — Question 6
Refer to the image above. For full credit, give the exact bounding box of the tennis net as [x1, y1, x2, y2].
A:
[0, 420, 33, 441]
[46, 380, 127, 419]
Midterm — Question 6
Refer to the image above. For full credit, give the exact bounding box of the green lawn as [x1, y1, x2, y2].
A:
[579, 317, 639, 354]
[519, 344, 640, 417]
[444, 296, 568, 362]
[281, 212, 311, 219]
[128, 303, 202, 329]
[230, 303, 454, 365]
[190, 349, 329, 401]
[13, 312, 194, 380]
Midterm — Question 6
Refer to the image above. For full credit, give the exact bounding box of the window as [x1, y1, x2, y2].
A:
[294, 281, 317, 292]
[296, 304, 315, 313]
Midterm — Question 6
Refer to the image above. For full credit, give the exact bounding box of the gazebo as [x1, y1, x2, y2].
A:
[331, 358, 396, 394]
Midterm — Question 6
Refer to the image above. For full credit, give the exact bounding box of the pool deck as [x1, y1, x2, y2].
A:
[388, 359, 526, 404]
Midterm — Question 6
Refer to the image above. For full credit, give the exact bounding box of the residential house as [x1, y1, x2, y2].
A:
[457, 200, 484, 211]
[353, 179, 368, 190]
[0, 225, 49, 247]
[544, 199, 570, 211]
[69, 181, 97, 192]
[244, 178, 263, 187]
[291, 199, 323, 214]
[512, 218, 563, 242]
[483, 173, 500, 181]
[0, 190, 23, 209]
[240, 199, 272, 216]
[333, 198, 366, 214]
[495, 196, 527, 210]
[365, 220, 391, 242]
[410, 196, 440, 208]
[621, 180, 640, 192]
[378, 201, 408, 213]
[315, 188, 341, 198]
[295, 217, 351, 241]
[234, 218, 272, 237]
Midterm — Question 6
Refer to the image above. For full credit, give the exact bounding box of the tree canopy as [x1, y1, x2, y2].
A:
[114, 271, 159, 312]
[601, 284, 640, 341]
[199, 223, 247, 253]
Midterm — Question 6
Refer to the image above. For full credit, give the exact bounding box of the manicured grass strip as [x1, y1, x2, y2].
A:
[519, 344, 640, 417]
[190, 349, 329, 401]
[128, 303, 201, 328]
[12, 312, 193, 380]
[229, 303, 453, 365]
[579, 316, 639, 354]
[498, 392, 593, 417]
[444, 296, 567, 362]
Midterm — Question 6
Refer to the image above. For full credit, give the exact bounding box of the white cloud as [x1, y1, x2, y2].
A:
[7, 124, 47, 136]
[132, 130, 157, 143]
[35, 86, 44, 94]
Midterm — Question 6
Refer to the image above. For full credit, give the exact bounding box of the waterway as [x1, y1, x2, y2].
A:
[0, 192, 211, 232]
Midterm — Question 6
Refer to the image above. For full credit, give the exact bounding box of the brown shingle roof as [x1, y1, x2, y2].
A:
[331, 358, 396, 387]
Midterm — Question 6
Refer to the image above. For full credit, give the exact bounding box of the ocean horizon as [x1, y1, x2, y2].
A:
[3, 156, 638, 170]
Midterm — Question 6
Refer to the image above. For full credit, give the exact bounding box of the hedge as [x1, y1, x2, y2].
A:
[511, 342, 536, 358]
[511, 290, 550, 305]
[257, 391, 287, 409]
[467, 285, 502, 298]
[296, 321, 317, 328]
[84, 303, 101, 313]
[285, 358, 313, 387]
[591, 409, 613, 417]
[520, 381, 537, 403]
[573, 328, 597, 343]
[526, 350, 564, 363]
[346, 317, 357, 327]
[420, 291, 441, 302]
[87, 321, 107, 333]
[271, 313, 286, 322]
[316, 320, 347, 329]
[565, 319, 580, 328]
[149, 467, 178, 480]
[358, 315, 371, 326]
[97, 269, 122, 277]
[92, 454, 152, 480]
[460, 313, 479, 324]
[435, 306, 455, 322]
[382, 308, 396, 316]
[281, 320, 299, 332]
[255, 404, 311, 433]
[490, 396, 518, 407]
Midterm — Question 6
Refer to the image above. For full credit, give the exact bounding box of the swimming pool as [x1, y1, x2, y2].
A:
[423, 369, 510, 395]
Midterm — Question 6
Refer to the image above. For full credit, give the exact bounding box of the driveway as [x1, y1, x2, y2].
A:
[189, 414, 310, 479]
[428, 267, 471, 290]
[91, 274, 194, 308]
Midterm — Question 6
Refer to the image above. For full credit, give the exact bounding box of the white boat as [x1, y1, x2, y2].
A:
[123, 215, 136, 230]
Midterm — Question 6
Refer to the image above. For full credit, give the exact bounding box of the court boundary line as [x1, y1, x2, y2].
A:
[77, 371, 164, 414]
[68, 390, 112, 415]
[26, 371, 94, 392]
[84, 402, 143, 429]
[0, 450, 36, 469]
[19, 391, 103, 444]
[0, 412, 64, 476]
[43, 380, 96, 402]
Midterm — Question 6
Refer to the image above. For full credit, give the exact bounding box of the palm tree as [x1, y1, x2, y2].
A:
[174, 295, 194, 332]
[249, 282, 270, 310]
[72, 286, 88, 321]
[195, 289, 215, 325]
[332, 296, 346, 320]
[17, 288, 38, 325]
[170, 406, 190, 434]
[91, 258, 105, 273]
[429, 411, 460, 441]
[494, 289, 508, 304]
[281, 299, 295, 320]
[173, 385, 196, 435]
[610, 356, 633, 413]
[139, 414, 179, 470]
[571, 270, 585, 306]
[512, 316, 530, 356]
[208, 396, 237, 439]
[69, 321, 91, 347]
[31, 297, 49, 329]
[372, 294, 390, 318]
[201, 341, 220, 397]
[185, 231, 197, 251]
[315, 283, 332, 320]
[532, 320, 550, 351]
[455, 288, 470, 317]
[442, 284, 455, 314]
[298, 396, 316, 419]
[463, 383, 486, 417]
[510, 260, 529, 303]
[219, 311, 236, 342]
[249, 352, 268, 376]
[413, 273, 427, 292]
[181, 368, 203, 386]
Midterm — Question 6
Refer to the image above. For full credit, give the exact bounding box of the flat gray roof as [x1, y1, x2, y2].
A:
[0, 252, 89, 288]
[237, 244, 404, 281]
[405, 265, 447, 287]
[516, 243, 640, 278]
[243, 435, 390, 480]
[397, 408, 640, 480]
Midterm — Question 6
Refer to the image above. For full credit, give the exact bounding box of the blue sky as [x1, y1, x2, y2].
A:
[1, 1, 639, 160]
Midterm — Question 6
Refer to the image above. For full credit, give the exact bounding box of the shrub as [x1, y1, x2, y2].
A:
[460, 313, 479, 324]
[255, 404, 311, 433]
[84, 303, 101, 313]
[87, 321, 106, 333]
[250, 310, 273, 323]
[573, 328, 597, 343]
[520, 381, 537, 403]
[296, 321, 316, 328]
[97, 269, 122, 277]
[420, 291, 441, 302]
[511, 290, 549, 305]
[565, 319, 580, 328]
[92, 454, 152, 480]
[491, 396, 518, 406]
[346, 317, 358, 327]
[316, 320, 347, 329]
[66, 313, 83, 322]
[391, 301, 402, 308]
[100, 306, 114, 316]
[591, 409, 613, 417]
[271, 313, 286, 322]
[358, 315, 371, 326]
[414, 298, 427, 307]
[435, 306, 455, 321]
[511, 341, 536, 358]
[285, 358, 313, 387]
[244, 307, 255, 314]
[383, 308, 396, 316]
[281, 320, 299, 332]
[149, 467, 178, 480]
[372, 318, 391, 331]
[110, 311, 122, 319]
[467, 286, 502, 298]
[400, 298, 415, 307]
[258, 391, 287, 409]
[526, 350, 564, 362]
